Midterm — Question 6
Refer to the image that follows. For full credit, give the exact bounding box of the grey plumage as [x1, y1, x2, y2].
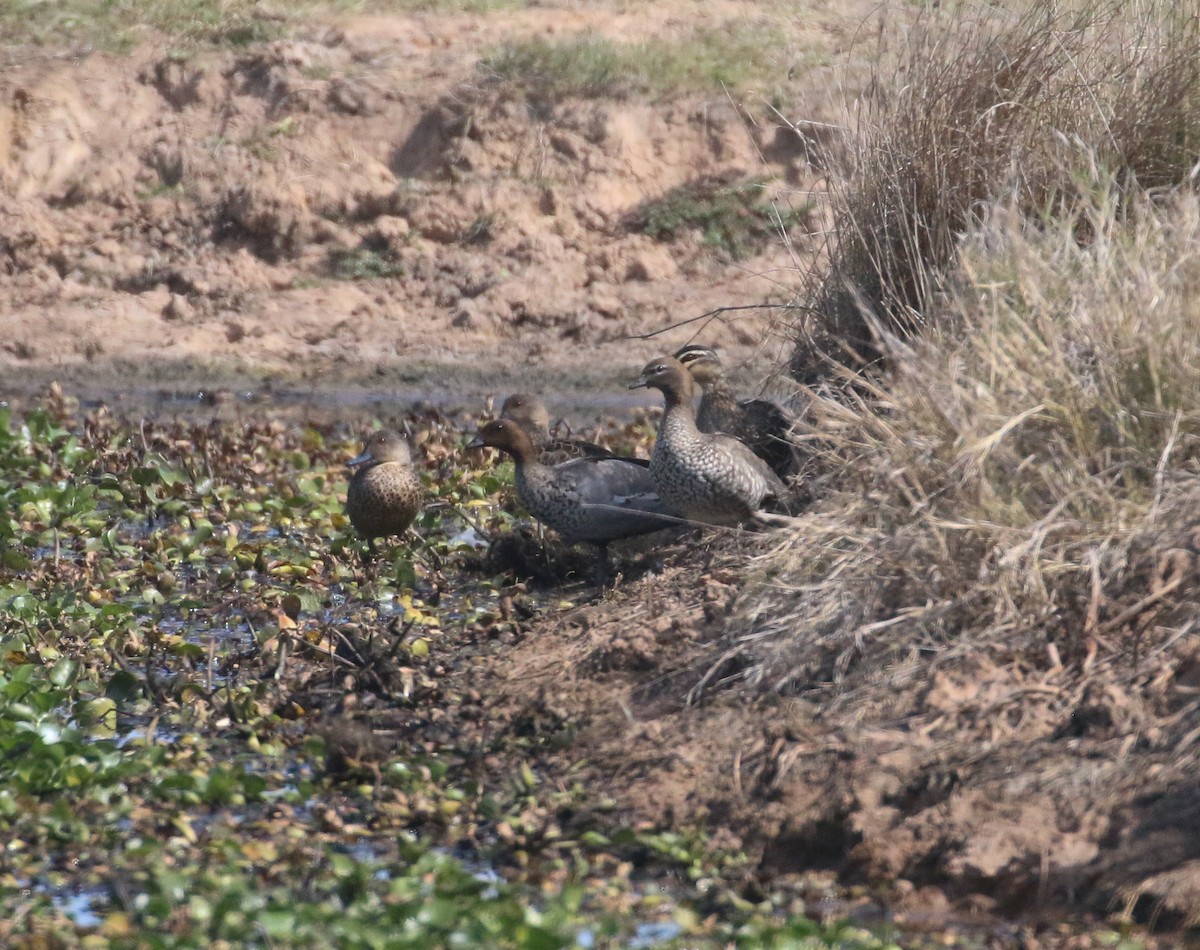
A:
[630, 355, 789, 525]
[499, 393, 647, 468]
[469, 419, 673, 547]
[346, 430, 424, 542]
[672, 344, 803, 479]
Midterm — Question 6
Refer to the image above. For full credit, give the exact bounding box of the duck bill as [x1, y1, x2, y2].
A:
[627, 377, 648, 390]
[465, 435, 487, 450]
[347, 451, 373, 467]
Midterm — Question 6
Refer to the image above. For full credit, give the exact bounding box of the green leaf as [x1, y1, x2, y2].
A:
[76, 697, 118, 736]
[49, 658, 80, 688]
[105, 670, 141, 702]
[258, 909, 297, 938]
[0, 549, 31, 570]
[131, 467, 161, 487]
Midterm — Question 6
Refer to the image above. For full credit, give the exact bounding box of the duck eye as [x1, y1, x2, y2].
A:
[654, 363, 666, 373]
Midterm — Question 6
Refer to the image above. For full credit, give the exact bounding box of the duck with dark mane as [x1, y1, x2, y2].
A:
[468, 417, 673, 587]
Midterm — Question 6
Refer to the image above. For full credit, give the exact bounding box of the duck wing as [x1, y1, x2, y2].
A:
[553, 457, 675, 536]
[738, 397, 805, 479]
[537, 438, 650, 467]
[551, 456, 656, 503]
[709, 433, 790, 502]
[741, 397, 795, 435]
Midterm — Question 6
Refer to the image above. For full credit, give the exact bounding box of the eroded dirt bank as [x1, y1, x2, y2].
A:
[464, 523, 1200, 944]
[0, 6, 833, 406]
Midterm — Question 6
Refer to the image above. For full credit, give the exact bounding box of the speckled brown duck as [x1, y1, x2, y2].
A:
[345, 430, 423, 550]
[468, 418, 673, 580]
[630, 355, 789, 525]
[500, 393, 647, 468]
[673, 344, 802, 479]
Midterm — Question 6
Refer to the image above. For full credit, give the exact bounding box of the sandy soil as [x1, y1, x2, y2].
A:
[0, 1, 858, 412]
[5, 3, 1197, 944]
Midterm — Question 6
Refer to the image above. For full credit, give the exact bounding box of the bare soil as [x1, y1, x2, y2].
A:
[4, 4, 1197, 945]
[0, 2, 851, 409]
[468, 530, 1200, 946]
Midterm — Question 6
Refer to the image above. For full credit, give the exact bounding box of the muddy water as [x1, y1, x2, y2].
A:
[1, 379, 663, 431]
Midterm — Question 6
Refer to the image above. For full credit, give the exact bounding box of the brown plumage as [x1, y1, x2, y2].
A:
[673, 344, 802, 479]
[499, 393, 646, 468]
[345, 430, 423, 545]
[630, 356, 788, 525]
[469, 418, 673, 580]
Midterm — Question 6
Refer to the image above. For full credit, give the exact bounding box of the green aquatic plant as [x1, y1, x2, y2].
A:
[0, 400, 905, 948]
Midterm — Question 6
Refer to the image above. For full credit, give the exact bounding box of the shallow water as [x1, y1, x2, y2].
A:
[2, 377, 663, 424]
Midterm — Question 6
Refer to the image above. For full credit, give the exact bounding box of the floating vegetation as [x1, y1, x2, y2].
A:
[0, 391, 893, 947]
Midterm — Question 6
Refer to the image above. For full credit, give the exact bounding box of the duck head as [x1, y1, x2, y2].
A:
[467, 418, 537, 462]
[629, 355, 696, 401]
[499, 392, 552, 437]
[672, 344, 724, 385]
[349, 429, 412, 467]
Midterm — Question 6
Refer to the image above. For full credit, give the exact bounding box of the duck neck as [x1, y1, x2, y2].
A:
[706, 376, 736, 410]
[659, 384, 699, 438]
[508, 441, 547, 482]
[525, 426, 549, 451]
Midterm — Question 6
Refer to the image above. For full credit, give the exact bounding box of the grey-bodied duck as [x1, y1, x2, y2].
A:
[630, 355, 789, 525]
[673, 344, 802, 479]
[469, 418, 673, 581]
[345, 430, 424, 550]
[500, 393, 647, 468]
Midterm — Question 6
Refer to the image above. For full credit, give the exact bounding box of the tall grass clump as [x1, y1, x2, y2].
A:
[737, 182, 1200, 724]
[791, 1, 1200, 382]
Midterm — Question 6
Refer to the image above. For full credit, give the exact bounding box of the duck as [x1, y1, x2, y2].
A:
[468, 418, 674, 583]
[499, 392, 647, 468]
[629, 355, 789, 525]
[345, 429, 424, 551]
[672, 344, 802, 479]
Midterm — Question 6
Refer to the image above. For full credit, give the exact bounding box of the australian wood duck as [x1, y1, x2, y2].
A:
[630, 355, 788, 525]
[500, 392, 647, 467]
[345, 430, 423, 550]
[469, 418, 673, 581]
[673, 344, 802, 478]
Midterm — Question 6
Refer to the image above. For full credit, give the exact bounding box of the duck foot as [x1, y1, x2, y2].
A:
[750, 511, 803, 530]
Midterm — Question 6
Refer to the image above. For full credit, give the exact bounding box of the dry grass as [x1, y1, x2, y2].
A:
[671, 1, 1200, 922]
[791, 0, 1200, 383]
[742, 1, 1200, 709]
[717, 179, 1200, 923]
[741, 181, 1200, 719]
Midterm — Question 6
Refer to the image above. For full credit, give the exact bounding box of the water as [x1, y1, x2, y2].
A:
[11, 378, 662, 424]
[45, 886, 107, 929]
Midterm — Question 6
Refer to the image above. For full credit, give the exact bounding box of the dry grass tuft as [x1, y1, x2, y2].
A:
[792, 0, 1200, 383]
[716, 178, 1200, 922]
[741, 182, 1200, 726]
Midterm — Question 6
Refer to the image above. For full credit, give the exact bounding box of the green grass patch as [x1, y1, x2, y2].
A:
[324, 0, 522, 11]
[629, 176, 811, 261]
[328, 240, 404, 280]
[1, 0, 537, 52]
[479, 25, 797, 100]
[2, 0, 285, 52]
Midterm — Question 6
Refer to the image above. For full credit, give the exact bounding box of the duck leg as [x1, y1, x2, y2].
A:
[356, 537, 381, 592]
[591, 542, 611, 594]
